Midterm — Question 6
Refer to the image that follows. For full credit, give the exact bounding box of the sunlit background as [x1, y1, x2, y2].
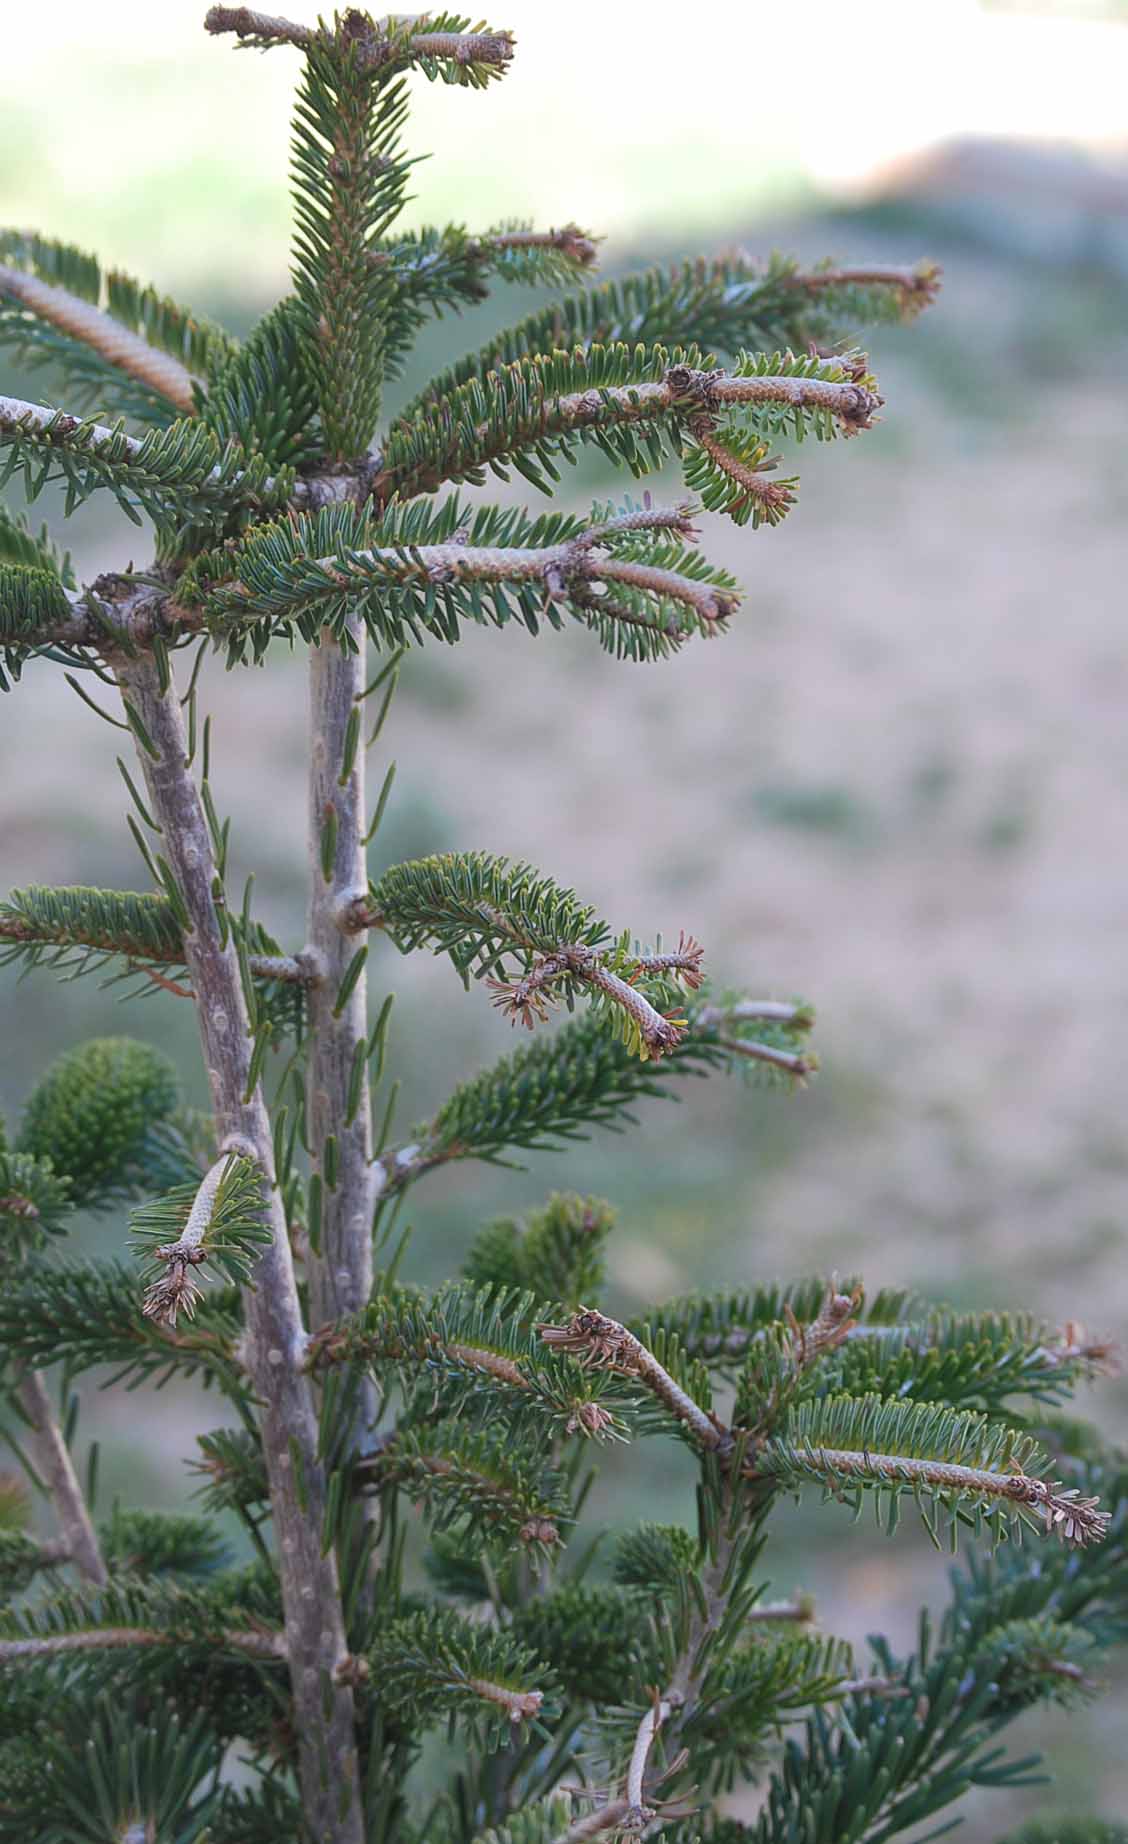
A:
[3, 1, 1128, 1833]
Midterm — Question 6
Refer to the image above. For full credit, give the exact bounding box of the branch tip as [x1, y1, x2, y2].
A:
[538, 1308, 724, 1451]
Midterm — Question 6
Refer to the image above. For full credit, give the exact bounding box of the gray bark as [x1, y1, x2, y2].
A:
[116, 652, 364, 1844]
[14, 1366, 106, 1586]
[305, 617, 376, 1335]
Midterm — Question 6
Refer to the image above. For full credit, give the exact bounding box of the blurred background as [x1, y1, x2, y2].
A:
[3, 0, 1128, 1832]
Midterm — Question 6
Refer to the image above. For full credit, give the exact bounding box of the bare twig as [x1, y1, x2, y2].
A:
[549, 1801, 632, 1844]
[625, 1690, 680, 1822]
[12, 1367, 106, 1587]
[712, 1033, 817, 1082]
[204, 3, 315, 47]
[696, 999, 811, 1028]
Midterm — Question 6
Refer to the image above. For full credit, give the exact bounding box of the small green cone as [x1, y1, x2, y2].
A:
[18, 1036, 180, 1208]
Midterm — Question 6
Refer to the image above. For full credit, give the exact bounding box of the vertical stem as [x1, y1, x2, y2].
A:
[116, 653, 364, 1844]
[306, 616, 376, 1336]
[305, 616, 384, 1611]
[14, 1366, 106, 1586]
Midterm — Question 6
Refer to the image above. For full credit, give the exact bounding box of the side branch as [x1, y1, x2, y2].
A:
[538, 1309, 724, 1452]
[624, 1692, 681, 1826]
[204, 6, 514, 70]
[486, 941, 695, 1060]
[0, 1624, 285, 1661]
[140, 1153, 235, 1326]
[0, 394, 290, 522]
[6, 505, 732, 658]
[696, 997, 817, 1083]
[12, 1367, 106, 1587]
[374, 361, 881, 503]
[749, 1444, 1110, 1547]
[0, 265, 199, 413]
[550, 1803, 633, 1844]
[788, 262, 942, 316]
[464, 224, 598, 268]
[212, 533, 737, 633]
[0, 893, 308, 989]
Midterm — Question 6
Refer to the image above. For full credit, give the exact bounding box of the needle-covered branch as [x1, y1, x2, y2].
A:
[288, 18, 414, 457]
[788, 260, 942, 320]
[0, 1624, 285, 1662]
[0, 393, 289, 528]
[133, 1153, 271, 1327]
[371, 992, 816, 1201]
[374, 221, 598, 377]
[0, 263, 198, 416]
[362, 1419, 568, 1551]
[0, 884, 309, 1002]
[180, 495, 739, 666]
[359, 849, 705, 1058]
[367, 1607, 547, 1756]
[749, 1393, 1111, 1549]
[310, 1282, 633, 1446]
[375, 344, 881, 506]
[0, 228, 234, 427]
[0, 1257, 242, 1395]
[408, 252, 938, 416]
[538, 1309, 723, 1453]
[643, 1284, 1115, 1416]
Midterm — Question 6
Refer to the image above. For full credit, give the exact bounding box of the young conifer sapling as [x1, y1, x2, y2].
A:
[0, 11, 1124, 1844]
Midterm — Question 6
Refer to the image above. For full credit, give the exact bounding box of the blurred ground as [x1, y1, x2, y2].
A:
[3, 116, 1128, 1840]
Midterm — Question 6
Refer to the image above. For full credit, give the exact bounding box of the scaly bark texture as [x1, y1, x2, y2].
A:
[115, 648, 363, 1844]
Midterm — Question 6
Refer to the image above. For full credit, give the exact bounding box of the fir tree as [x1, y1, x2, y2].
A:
[0, 10, 1121, 1843]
